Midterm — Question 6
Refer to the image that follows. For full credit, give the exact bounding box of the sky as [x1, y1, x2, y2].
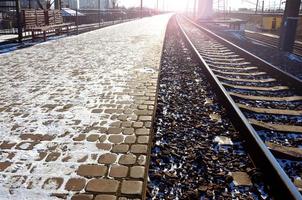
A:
[118, 0, 285, 11]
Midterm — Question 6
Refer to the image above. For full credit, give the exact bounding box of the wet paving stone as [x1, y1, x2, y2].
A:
[77, 164, 107, 177]
[65, 178, 86, 191]
[85, 179, 120, 193]
[0, 14, 172, 199]
[121, 180, 143, 195]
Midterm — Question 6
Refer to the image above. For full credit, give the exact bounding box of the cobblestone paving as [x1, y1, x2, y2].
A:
[0, 14, 171, 200]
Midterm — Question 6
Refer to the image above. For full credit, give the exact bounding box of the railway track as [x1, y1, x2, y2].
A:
[176, 15, 302, 199]
[244, 30, 302, 57]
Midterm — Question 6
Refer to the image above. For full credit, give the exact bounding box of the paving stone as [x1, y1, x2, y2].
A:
[42, 177, 64, 190]
[148, 105, 154, 110]
[123, 109, 133, 114]
[137, 136, 149, 144]
[109, 121, 121, 128]
[137, 155, 146, 165]
[108, 128, 122, 134]
[95, 195, 117, 200]
[35, 152, 47, 161]
[0, 141, 16, 149]
[143, 101, 154, 105]
[134, 110, 152, 116]
[65, 178, 86, 191]
[92, 109, 103, 113]
[144, 121, 152, 128]
[77, 165, 107, 177]
[51, 193, 68, 199]
[0, 13, 171, 198]
[45, 152, 61, 162]
[86, 134, 100, 142]
[122, 128, 134, 135]
[118, 154, 137, 165]
[20, 133, 43, 141]
[112, 144, 129, 153]
[99, 135, 107, 142]
[121, 180, 143, 195]
[121, 121, 132, 128]
[71, 194, 94, 200]
[138, 116, 152, 121]
[78, 155, 89, 162]
[130, 166, 145, 179]
[118, 115, 128, 121]
[133, 122, 144, 128]
[104, 109, 117, 114]
[96, 143, 112, 151]
[98, 153, 117, 164]
[138, 105, 148, 110]
[124, 135, 136, 144]
[131, 144, 148, 154]
[135, 128, 150, 135]
[0, 161, 12, 171]
[108, 135, 124, 144]
[85, 179, 119, 193]
[109, 165, 128, 178]
[73, 134, 86, 141]
[91, 154, 98, 161]
[130, 115, 138, 121]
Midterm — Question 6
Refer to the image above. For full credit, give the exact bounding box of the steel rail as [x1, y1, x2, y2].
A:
[176, 15, 302, 200]
[182, 16, 302, 96]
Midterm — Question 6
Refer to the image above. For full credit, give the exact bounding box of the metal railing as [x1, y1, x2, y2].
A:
[66, 8, 156, 34]
[0, 7, 159, 43]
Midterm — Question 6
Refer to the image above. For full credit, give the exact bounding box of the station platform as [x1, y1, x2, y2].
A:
[0, 14, 172, 199]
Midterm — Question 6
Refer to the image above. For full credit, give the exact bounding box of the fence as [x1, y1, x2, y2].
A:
[0, 7, 157, 42]
[65, 9, 156, 34]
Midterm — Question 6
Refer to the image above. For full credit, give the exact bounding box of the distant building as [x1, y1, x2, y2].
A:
[1, 0, 113, 10]
[20, 0, 46, 9]
[62, 0, 112, 9]
[197, 0, 213, 19]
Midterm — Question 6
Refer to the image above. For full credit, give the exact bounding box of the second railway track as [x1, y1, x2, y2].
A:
[177, 15, 302, 199]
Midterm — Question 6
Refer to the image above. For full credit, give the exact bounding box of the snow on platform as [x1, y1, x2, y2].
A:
[0, 14, 172, 199]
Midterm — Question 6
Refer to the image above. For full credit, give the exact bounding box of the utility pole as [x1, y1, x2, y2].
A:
[255, 0, 259, 13]
[16, 0, 22, 42]
[54, 0, 60, 9]
[140, 0, 143, 18]
[279, 0, 301, 52]
[261, 0, 264, 13]
[223, 0, 226, 19]
[98, 0, 101, 28]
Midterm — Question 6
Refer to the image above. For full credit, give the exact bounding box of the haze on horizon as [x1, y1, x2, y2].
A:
[119, 0, 285, 11]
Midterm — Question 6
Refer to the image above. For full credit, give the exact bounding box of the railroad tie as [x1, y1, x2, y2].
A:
[229, 92, 302, 102]
[222, 82, 289, 91]
[249, 118, 302, 133]
[216, 75, 276, 83]
[211, 69, 266, 76]
[237, 103, 302, 116]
